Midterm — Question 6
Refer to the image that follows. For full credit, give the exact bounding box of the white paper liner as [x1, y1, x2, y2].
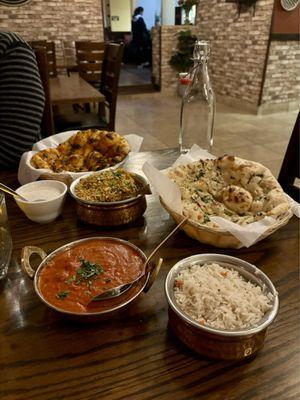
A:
[142, 144, 298, 248]
[143, 162, 182, 214]
[18, 131, 143, 185]
[210, 216, 277, 247]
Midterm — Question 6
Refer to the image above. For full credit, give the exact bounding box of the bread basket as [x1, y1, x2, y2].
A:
[160, 198, 293, 249]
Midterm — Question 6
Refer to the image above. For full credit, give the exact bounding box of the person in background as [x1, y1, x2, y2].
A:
[131, 7, 151, 67]
[0, 31, 45, 170]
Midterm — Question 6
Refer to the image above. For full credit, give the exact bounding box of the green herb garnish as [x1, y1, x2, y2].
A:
[65, 275, 76, 285]
[203, 215, 210, 223]
[56, 291, 70, 299]
[113, 170, 122, 178]
[196, 171, 205, 179]
[201, 195, 211, 203]
[76, 259, 105, 285]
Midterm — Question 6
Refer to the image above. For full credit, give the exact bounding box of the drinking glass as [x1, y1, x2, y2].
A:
[0, 193, 12, 280]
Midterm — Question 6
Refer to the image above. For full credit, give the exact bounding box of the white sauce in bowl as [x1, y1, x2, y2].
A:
[21, 187, 62, 202]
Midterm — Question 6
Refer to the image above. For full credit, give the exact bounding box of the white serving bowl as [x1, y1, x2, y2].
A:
[15, 180, 67, 223]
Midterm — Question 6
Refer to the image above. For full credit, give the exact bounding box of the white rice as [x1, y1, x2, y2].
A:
[174, 262, 273, 330]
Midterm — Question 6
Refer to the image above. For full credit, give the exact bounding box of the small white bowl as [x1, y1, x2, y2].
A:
[15, 180, 67, 223]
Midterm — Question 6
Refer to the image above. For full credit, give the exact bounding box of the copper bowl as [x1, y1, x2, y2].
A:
[165, 254, 279, 360]
[69, 172, 151, 226]
[21, 237, 162, 321]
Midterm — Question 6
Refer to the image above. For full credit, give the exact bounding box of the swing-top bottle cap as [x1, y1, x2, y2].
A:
[193, 40, 211, 62]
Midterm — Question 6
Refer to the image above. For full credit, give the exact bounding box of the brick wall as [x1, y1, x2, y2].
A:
[0, 0, 104, 66]
[196, 0, 274, 107]
[154, 25, 198, 93]
[261, 40, 300, 112]
[152, 1, 275, 108]
[151, 26, 161, 87]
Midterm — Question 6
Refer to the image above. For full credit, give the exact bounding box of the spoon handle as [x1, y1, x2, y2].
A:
[0, 183, 25, 200]
[145, 216, 188, 267]
[89, 216, 188, 303]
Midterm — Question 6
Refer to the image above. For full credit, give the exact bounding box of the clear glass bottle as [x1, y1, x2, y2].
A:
[179, 40, 215, 153]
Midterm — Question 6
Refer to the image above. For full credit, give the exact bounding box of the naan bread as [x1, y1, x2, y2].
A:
[167, 155, 290, 226]
[30, 130, 131, 173]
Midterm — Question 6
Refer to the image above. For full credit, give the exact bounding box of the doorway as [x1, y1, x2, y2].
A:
[103, 0, 161, 93]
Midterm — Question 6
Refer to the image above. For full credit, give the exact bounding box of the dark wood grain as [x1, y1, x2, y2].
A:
[0, 150, 299, 400]
[50, 75, 105, 106]
[271, 0, 300, 35]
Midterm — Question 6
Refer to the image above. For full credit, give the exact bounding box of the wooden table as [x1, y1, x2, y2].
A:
[1, 150, 299, 400]
[50, 75, 104, 106]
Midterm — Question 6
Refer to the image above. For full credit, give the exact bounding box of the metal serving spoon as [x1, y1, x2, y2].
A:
[0, 183, 45, 202]
[0, 183, 28, 201]
[89, 216, 188, 303]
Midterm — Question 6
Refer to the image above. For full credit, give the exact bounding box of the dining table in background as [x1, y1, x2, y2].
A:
[49, 74, 104, 106]
[56, 63, 78, 76]
[0, 149, 299, 400]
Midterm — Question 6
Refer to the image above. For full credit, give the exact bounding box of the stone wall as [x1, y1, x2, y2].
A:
[0, 0, 104, 66]
[260, 40, 300, 113]
[196, 0, 274, 109]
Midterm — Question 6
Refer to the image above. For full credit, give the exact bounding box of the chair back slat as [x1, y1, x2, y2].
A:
[80, 72, 102, 84]
[75, 41, 105, 87]
[100, 43, 124, 131]
[30, 41, 57, 77]
[278, 113, 300, 202]
[78, 62, 103, 72]
[76, 52, 104, 62]
[33, 48, 55, 137]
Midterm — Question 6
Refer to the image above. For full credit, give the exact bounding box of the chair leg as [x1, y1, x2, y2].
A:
[98, 102, 105, 118]
[84, 103, 91, 113]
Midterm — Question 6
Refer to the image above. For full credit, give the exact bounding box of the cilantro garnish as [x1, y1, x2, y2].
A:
[56, 291, 70, 299]
[201, 195, 211, 203]
[75, 259, 105, 286]
[204, 215, 210, 223]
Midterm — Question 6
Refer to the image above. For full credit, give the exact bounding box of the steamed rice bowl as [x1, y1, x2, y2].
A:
[174, 262, 274, 330]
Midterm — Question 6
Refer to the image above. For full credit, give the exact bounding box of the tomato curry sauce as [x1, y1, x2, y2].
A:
[38, 239, 145, 313]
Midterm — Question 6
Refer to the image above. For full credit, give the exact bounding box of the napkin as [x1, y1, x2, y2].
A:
[142, 145, 298, 248]
[18, 131, 143, 185]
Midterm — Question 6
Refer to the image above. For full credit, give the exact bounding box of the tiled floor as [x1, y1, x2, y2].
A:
[116, 93, 298, 177]
[119, 64, 152, 86]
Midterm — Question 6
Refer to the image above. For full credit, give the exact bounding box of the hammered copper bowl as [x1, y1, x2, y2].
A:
[69, 172, 151, 226]
[165, 254, 279, 360]
[21, 237, 160, 321]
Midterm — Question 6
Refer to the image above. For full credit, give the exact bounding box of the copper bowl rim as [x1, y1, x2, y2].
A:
[69, 171, 149, 206]
[165, 254, 279, 337]
[33, 236, 148, 317]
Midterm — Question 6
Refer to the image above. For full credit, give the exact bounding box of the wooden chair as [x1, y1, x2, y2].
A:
[34, 48, 55, 137]
[278, 113, 299, 202]
[54, 43, 124, 132]
[75, 41, 105, 89]
[99, 42, 124, 130]
[30, 41, 57, 77]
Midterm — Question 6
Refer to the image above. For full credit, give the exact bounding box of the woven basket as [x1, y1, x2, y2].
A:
[160, 198, 293, 249]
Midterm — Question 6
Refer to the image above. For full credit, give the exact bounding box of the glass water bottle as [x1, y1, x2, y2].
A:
[179, 40, 215, 153]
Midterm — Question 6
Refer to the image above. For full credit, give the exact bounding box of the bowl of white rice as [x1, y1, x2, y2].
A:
[165, 254, 279, 360]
